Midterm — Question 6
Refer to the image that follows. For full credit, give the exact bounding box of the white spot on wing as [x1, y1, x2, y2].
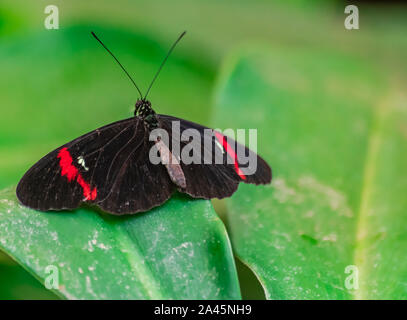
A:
[77, 156, 89, 171]
[215, 139, 225, 153]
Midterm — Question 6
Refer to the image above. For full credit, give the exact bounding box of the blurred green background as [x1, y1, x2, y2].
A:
[0, 0, 406, 299]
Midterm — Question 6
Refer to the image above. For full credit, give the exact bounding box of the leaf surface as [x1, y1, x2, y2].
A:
[0, 189, 241, 299]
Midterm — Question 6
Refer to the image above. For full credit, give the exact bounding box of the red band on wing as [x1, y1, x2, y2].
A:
[57, 147, 97, 201]
[214, 132, 246, 180]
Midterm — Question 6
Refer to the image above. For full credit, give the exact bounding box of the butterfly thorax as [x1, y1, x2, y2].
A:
[135, 99, 159, 129]
[135, 100, 186, 189]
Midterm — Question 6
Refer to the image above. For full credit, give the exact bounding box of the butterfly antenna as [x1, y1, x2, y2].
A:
[91, 31, 143, 99]
[143, 31, 186, 100]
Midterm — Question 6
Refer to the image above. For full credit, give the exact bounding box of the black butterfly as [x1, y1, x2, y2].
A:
[16, 32, 271, 215]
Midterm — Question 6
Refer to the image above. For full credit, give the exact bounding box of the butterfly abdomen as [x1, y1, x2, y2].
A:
[154, 138, 186, 189]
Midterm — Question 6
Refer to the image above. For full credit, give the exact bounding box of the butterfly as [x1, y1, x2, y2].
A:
[16, 31, 272, 215]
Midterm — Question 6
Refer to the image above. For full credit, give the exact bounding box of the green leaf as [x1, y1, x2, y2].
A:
[0, 188, 241, 299]
[213, 47, 407, 299]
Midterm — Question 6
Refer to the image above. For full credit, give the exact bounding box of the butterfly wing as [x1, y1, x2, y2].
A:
[17, 117, 174, 214]
[95, 121, 175, 214]
[17, 113, 271, 213]
[157, 114, 272, 199]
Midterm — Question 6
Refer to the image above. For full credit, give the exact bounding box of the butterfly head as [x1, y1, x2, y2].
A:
[135, 99, 158, 129]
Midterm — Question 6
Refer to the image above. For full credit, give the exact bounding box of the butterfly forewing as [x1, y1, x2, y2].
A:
[16, 117, 174, 214]
[157, 115, 272, 199]
[17, 118, 132, 210]
[96, 123, 175, 214]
